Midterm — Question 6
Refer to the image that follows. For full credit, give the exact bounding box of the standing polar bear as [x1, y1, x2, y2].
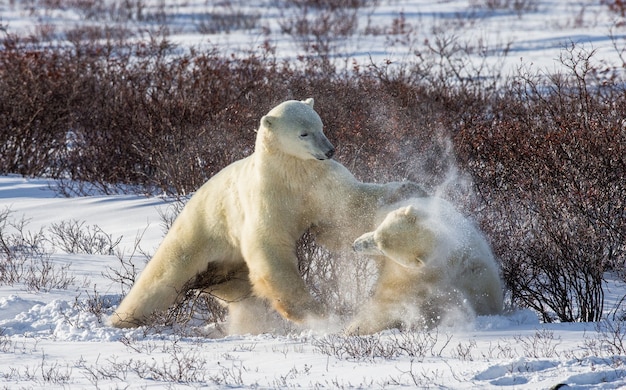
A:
[111, 98, 423, 333]
[346, 197, 503, 335]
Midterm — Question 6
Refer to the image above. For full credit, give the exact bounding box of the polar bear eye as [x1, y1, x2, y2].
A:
[300, 133, 309, 138]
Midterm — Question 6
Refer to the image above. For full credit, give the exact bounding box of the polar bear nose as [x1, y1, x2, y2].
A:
[325, 148, 335, 159]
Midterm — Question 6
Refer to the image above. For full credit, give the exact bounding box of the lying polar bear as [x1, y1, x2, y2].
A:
[346, 197, 504, 335]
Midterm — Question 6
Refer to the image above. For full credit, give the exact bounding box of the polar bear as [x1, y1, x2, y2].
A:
[346, 197, 503, 335]
[110, 98, 424, 333]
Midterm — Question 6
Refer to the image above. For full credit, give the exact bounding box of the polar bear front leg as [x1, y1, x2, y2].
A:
[242, 235, 325, 323]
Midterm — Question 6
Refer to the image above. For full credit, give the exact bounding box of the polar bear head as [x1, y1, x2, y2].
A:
[352, 205, 436, 269]
[260, 98, 335, 161]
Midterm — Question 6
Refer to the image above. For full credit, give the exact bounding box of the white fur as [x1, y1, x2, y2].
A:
[347, 197, 504, 335]
[110, 98, 424, 334]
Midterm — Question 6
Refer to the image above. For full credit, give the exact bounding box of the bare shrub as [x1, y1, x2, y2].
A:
[30, 0, 160, 23]
[514, 329, 561, 358]
[168, 293, 228, 335]
[453, 339, 477, 361]
[0, 26, 467, 196]
[23, 255, 75, 292]
[313, 329, 452, 362]
[135, 277, 229, 334]
[37, 355, 73, 384]
[79, 355, 130, 385]
[297, 231, 377, 318]
[602, 0, 626, 17]
[593, 320, 626, 359]
[455, 45, 626, 322]
[313, 333, 400, 361]
[102, 228, 150, 296]
[81, 338, 215, 385]
[278, 2, 359, 65]
[0, 328, 17, 353]
[127, 342, 210, 383]
[573, 319, 626, 367]
[196, 2, 261, 34]
[0, 208, 75, 291]
[156, 198, 188, 234]
[48, 220, 122, 255]
[283, 0, 379, 10]
[0, 38, 76, 177]
[72, 286, 117, 324]
[470, 0, 539, 15]
[0, 31, 273, 195]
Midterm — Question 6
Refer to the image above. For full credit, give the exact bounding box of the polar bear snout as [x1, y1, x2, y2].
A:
[312, 146, 335, 160]
[303, 131, 335, 160]
[352, 232, 383, 255]
[315, 134, 335, 160]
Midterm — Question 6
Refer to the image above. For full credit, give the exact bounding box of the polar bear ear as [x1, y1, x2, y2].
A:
[261, 115, 275, 129]
[303, 98, 314, 108]
[401, 206, 420, 224]
[404, 205, 417, 213]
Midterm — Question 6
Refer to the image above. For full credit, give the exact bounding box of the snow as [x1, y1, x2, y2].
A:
[1, 176, 625, 389]
[1, 1, 626, 388]
[2, 0, 625, 75]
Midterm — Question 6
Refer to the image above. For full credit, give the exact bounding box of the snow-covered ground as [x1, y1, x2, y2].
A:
[2, 0, 625, 75]
[2, 1, 626, 388]
[1, 176, 625, 388]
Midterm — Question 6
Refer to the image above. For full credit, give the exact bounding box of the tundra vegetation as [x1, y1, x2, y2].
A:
[0, 0, 625, 329]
